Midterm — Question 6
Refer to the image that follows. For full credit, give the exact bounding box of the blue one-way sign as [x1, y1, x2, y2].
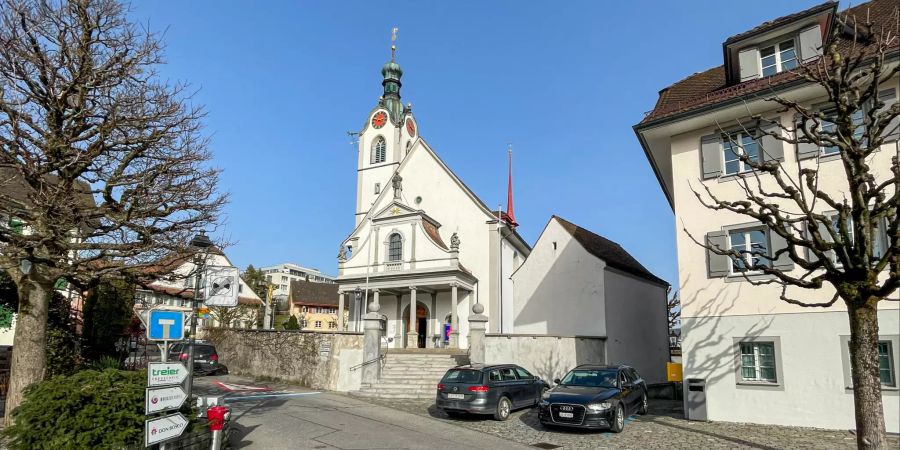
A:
[147, 310, 185, 341]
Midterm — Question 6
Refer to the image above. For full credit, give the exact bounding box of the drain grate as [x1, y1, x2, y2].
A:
[532, 444, 561, 449]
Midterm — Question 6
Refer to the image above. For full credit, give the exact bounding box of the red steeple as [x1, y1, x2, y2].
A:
[505, 144, 518, 228]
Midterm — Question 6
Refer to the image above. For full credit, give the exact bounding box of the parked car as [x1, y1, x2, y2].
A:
[436, 364, 550, 421]
[538, 364, 648, 432]
[168, 342, 227, 376]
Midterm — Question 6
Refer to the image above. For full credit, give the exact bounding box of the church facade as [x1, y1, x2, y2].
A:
[335, 56, 530, 349]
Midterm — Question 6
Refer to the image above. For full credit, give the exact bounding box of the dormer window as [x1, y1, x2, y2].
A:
[759, 39, 798, 77]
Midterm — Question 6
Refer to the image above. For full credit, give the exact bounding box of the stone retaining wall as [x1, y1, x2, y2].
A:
[484, 334, 606, 382]
[206, 328, 364, 391]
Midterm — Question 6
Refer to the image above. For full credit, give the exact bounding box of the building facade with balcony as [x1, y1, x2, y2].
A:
[261, 263, 335, 299]
[634, 0, 899, 431]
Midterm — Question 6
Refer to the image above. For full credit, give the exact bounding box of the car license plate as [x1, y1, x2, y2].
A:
[447, 393, 464, 399]
[559, 412, 574, 418]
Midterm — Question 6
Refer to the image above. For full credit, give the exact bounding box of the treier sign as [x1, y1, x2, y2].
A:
[148, 362, 188, 387]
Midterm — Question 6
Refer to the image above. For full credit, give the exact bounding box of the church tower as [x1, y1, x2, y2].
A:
[355, 30, 418, 225]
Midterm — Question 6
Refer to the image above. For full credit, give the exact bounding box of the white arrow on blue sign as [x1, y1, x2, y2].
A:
[145, 412, 188, 447]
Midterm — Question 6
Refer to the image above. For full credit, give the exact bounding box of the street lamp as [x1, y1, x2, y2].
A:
[185, 230, 214, 401]
[354, 287, 362, 332]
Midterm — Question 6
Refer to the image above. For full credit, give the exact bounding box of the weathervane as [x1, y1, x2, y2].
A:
[391, 27, 398, 62]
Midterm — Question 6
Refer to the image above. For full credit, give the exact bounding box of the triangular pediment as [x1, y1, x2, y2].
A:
[372, 201, 419, 220]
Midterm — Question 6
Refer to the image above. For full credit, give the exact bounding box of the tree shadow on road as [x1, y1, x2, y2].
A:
[642, 415, 781, 450]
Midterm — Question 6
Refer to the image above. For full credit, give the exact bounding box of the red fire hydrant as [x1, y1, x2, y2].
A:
[207, 405, 228, 431]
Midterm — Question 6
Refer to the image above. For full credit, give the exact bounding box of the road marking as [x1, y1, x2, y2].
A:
[224, 392, 321, 402]
[213, 381, 273, 392]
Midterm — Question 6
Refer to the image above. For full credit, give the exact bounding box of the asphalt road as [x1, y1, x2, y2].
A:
[192, 375, 531, 450]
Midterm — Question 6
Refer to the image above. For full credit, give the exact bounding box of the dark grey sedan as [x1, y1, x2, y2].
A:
[436, 364, 549, 421]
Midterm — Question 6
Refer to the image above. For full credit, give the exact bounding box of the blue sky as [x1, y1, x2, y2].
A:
[129, 0, 825, 285]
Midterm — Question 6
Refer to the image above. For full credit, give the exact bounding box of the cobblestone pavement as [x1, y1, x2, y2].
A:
[369, 398, 899, 449]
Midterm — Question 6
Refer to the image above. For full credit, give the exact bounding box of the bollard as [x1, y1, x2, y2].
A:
[207, 405, 228, 450]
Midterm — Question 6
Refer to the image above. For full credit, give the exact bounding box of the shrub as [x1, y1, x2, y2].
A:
[3, 369, 145, 449]
[283, 315, 300, 330]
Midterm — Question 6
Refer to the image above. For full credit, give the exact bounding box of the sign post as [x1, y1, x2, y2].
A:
[144, 308, 189, 448]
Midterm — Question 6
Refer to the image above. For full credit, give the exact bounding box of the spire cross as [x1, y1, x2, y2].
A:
[391, 27, 398, 62]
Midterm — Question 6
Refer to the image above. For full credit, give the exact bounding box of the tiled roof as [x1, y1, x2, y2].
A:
[290, 279, 339, 306]
[638, 0, 899, 125]
[553, 216, 669, 287]
[723, 1, 836, 45]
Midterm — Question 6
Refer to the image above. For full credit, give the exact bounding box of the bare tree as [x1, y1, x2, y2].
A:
[687, 8, 899, 448]
[667, 289, 681, 334]
[209, 304, 255, 329]
[0, 0, 225, 420]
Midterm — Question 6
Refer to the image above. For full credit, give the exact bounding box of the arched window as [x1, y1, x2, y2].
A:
[388, 233, 402, 261]
[405, 141, 412, 156]
[371, 136, 386, 164]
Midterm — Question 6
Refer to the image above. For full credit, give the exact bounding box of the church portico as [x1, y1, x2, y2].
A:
[338, 273, 475, 349]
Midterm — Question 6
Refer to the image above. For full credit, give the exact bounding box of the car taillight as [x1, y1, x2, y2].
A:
[210, 354, 218, 362]
[437, 383, 445, 391]
[179, 353, 188, 361]
[468, 385, 490, 392]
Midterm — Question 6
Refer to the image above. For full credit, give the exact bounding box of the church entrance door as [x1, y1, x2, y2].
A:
[403, 303, 428, 349]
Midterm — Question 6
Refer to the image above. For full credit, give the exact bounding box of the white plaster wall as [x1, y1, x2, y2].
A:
[603, 268, 669, 384]
[682, 311, 900, 432]
[356, 107, 401, 224]
[484, 335, 606, 383]
[511, 219, 606, 336]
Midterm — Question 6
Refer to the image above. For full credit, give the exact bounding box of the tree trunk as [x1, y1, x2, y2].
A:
[847, 300, 887, 449]
[4, 279, 50, 426]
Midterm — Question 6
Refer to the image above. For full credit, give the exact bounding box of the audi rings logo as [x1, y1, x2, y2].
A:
[560, 405, 574, 411]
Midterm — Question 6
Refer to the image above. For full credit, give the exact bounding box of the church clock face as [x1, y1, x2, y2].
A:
[406, 119, 416, 137]
[372, 111, 387, 129]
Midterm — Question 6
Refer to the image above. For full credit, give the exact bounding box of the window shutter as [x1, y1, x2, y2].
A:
[878, 87, 899, 142]
[805, 219, 831, 262]
[738, 48, 760, 82]
[769, 229, 795, 272]
[758, 120, 784, 162]
[706, 231, 731, 278]
[798, 25, 823, 62]
[701, 134, 723, 179]
[795, 114, 820, 160]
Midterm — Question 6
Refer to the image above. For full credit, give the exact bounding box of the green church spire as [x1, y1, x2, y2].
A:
[381, 27, 403, 121]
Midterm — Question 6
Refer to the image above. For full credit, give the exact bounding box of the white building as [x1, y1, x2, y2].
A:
[512, 216, 670, 383]
[261, 263, 335, 299]
[336, 54, 530, 349]
[634, 0, 899, 431]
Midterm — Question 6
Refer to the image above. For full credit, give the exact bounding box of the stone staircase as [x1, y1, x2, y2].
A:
[351, 349, 469, 400]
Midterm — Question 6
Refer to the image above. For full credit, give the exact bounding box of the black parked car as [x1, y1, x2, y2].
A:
[168, 342, 227, 376]
[538, 365, 648, 432]
[436, 364, 550, 421]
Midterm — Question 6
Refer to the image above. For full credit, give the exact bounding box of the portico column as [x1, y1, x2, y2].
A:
[407, 286, 418, 348]
[337, 292, 345, 331]
[450, 283, 460, 348]
[430, 293, 438, 348]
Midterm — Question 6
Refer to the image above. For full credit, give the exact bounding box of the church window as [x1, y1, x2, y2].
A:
[371, 137, 387, 164]
[375, 183, 381, 194]
[388, 233, 403, 261]
[406, 141, 412, 156]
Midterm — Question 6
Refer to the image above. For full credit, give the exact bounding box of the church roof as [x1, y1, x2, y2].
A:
[553, 216, 668, 287]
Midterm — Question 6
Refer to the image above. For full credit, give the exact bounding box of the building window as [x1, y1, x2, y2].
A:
[375, 183, 381, 194]
[879, 341, 896, 386]
[314, 321, 322, 328]
[329, 321, 337, 329]
[388, 233, 402, 261]
[371, 136, 386, 164]
[823, 213, 887, 264]
[729, 228, 770, 273]
[760, 39, 797, 77]
[740, 341, 777, 382]
[820, 109, 866, 155]
[723, 131, 760, 175]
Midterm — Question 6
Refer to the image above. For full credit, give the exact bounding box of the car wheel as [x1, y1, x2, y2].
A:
[610, 403, 625, 433]
[638, 393, 648, 415]
[494, 396, 512, 421]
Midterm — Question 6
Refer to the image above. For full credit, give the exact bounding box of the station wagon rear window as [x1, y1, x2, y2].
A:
[441, 369, 483, 384]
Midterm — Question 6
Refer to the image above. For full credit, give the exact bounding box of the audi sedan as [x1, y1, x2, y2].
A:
[436, 364, 550, 421]
[538, 364, 648, 432]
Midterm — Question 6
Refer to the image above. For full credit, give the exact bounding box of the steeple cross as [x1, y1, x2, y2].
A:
[391, 27, 398, 62]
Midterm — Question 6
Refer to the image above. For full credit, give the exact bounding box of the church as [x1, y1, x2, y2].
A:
[335, 42, 669, 383]
[335, 45, 529, 350]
